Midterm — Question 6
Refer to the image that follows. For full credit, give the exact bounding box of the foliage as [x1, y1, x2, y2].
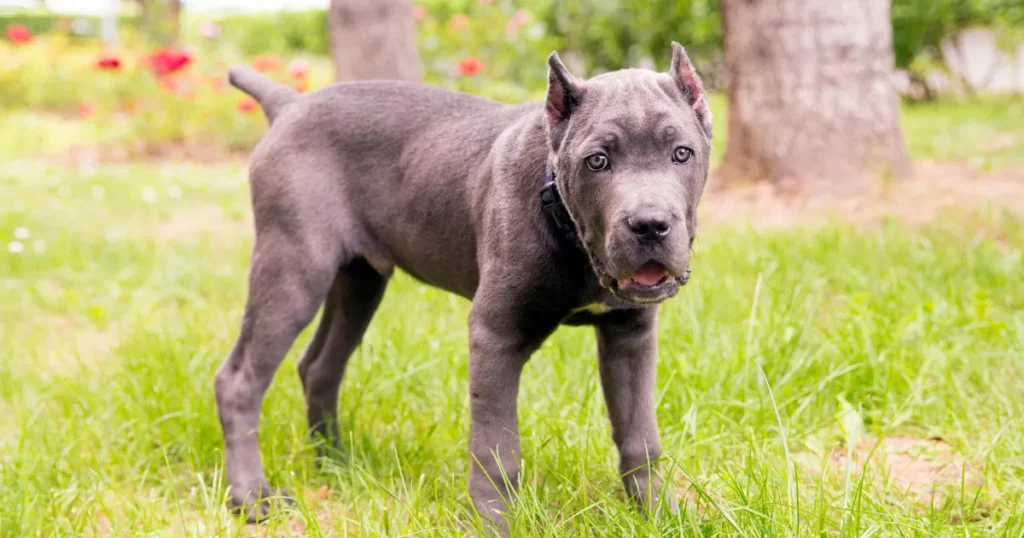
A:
[0, 6, 552, 155]
[416, 2, 558, 101]
[540, 0, 723, 85]
[416, 0, 722, 82]
[212, 9, 330, 57]
[199, 4, 556, 100]
[3, 1, 1024, 156]
[194, 0, 1024, 84]
[0, 11, 140, 40]
[892, 0, 1024, 69]
[0, 35, 323, 152]
[133, 0, 182, 45]
[196, 1, 724, 88]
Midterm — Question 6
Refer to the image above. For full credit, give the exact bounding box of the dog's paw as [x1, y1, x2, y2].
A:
[473, 502, 511, 538]
[228, 483, 295, 523]
[631, 488, 678, 520]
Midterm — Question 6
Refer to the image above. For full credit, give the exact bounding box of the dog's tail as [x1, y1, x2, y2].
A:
[228, 65, 299, 124]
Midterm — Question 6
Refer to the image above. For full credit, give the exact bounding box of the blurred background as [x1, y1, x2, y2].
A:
[2, 1, 1024, 536]
[1, 0, 1022, 172]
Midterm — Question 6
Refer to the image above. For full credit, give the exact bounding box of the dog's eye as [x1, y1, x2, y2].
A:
[585, 153, 609, 172]
[672, 147, 693, 164]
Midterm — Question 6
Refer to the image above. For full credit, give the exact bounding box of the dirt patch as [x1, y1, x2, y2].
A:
[147, 204, 251, 242]
[824, 436, 981, 507]
[29, 312, 119, 374]
[702, 161, 1024, 229]
[55, 142, 250, 167]
[676, 478, 708, 518]
[242, 517, 312, 538]
[238, 486, 359, 537]
[83, 486, 353, 537]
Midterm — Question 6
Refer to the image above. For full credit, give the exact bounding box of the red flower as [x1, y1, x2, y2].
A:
[146, 48, 193, 76]
[287, 58, 310, 80]
[251, 55, 282, 73]
[96, 53, 122, 70]
[6, 24, 32, 44]
[237, 97, 258, 113]
[411, 5, 426, 21]
[78, 103, 97, 119]
[457, 57, 483, 77]
[209, 76, 226, 91]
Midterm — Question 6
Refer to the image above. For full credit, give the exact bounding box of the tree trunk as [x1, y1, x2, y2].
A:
[133, 0, 181, 46]
[328, 0, 423, 82]
[101, 0, 119, 47]
[167, 0, 181, 46]
[717, 0, 911, 193]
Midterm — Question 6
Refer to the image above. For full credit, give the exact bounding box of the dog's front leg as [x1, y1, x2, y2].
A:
[595, 307, 668, 514]
[466, 301, 554, 535]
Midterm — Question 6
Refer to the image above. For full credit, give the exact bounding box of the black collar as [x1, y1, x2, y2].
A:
[539, 170, 583, 249]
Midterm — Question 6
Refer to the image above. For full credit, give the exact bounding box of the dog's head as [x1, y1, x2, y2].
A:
[545, 42, 713, 305]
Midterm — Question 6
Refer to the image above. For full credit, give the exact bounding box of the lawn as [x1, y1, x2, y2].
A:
[1, 97, 1023, 537]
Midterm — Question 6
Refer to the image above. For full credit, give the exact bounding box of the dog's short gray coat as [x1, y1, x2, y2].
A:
[215, 43, 712, 533]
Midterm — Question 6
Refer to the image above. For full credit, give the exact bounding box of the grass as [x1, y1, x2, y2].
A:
[902, 97, 1024, 166]
[0, 97, 1023, 537]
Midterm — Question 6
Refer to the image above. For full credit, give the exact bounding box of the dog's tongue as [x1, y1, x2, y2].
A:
[620, 261, 668, 287]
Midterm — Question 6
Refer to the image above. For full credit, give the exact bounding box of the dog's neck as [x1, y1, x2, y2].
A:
[539, 168, 582, 250]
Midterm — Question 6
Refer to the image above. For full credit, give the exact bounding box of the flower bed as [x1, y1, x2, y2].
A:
[0, 26, 332, 153]
[0, 3, 557, 156]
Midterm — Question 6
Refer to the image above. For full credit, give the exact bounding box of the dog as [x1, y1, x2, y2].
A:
[215, 42, 712, 533]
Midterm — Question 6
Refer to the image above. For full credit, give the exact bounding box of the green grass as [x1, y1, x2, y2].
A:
[902, 97, 1024, 166]
[1, 99, 1023, 536]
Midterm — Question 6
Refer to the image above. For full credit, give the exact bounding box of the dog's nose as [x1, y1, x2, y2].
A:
[627, 211, 672, 242]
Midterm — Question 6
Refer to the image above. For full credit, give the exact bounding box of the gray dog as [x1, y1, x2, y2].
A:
[216, 42, 712, 532]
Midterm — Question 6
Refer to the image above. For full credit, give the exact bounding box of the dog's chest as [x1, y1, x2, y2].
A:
[566, 288, 632, 318]
[571, 301, 614, 315]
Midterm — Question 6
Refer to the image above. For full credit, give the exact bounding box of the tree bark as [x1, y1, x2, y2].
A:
[133, 0, 181, 45]
[167, 0, 181, 45]
[718, 0, 911, 193]
[328, 0, 423, 82]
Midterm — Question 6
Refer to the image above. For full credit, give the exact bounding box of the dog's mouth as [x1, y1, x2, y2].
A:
[611, 261, 689, 304]
[617, 260, 671, 289]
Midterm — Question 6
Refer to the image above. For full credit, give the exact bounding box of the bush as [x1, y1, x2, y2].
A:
[190, 2, 724, 89]
[4, 0, 1022, 156]
[892, 0, 1024, 69]
[541, 0, 722, 80]
[200, 5, 560, 102]
[212, 10, 330, 57]
[0, 11, 140, 40]
[0, 36, 334, 153]
[415, 2, 559, 101]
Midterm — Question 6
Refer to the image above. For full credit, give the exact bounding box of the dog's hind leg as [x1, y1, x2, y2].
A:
[214, 210, 345, 522]
[297, 257, 388, 455]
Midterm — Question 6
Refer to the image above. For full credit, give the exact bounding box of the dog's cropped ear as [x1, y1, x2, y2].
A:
[670, 42, 713, 139]
[545, 51, 580, 150]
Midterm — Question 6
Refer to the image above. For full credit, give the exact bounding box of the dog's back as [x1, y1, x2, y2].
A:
[241, 75, 544, 297]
